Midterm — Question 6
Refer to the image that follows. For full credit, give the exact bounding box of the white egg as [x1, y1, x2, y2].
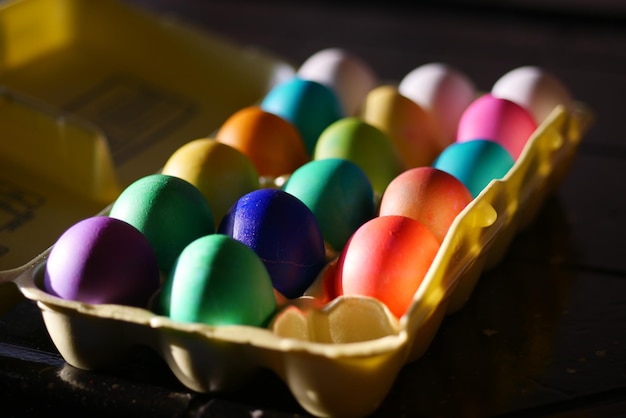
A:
[491, 65, 573, 124]
[298, 48, 378, 116]
[398, 62, 476, 148]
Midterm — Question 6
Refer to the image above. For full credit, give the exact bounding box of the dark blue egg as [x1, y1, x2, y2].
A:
[218, 188, 326, 299]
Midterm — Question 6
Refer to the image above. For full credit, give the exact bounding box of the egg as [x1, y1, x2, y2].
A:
[260, 77, 344, 155]
[282, 158, 376, 252]
[109, 173, 215, 274]
[398, 62, 476, 147]
[215, 106, 309, 177]
[491, 65, 573, 124]
[433, 139, 515, 198]
[335, 215, 440, 318]
[297, 47, 378, 116]
[379, 166, 473, 243]
[313, 117, 402, 197]
[218, 188, 326, 299]
[43, 216, 160, 307]
[456, 93, 537, 160]
[161, 138, 260, 225]
[360, 85, 444, 170]
[163, 234, 277, 327]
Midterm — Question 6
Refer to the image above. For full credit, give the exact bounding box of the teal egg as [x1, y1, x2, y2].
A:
[260, 77, 344, 156]
[164, 234, 276, 327]
[109, 174, 215, 275]
[283, 158, 376, 252]
[433, 139, 515, 198]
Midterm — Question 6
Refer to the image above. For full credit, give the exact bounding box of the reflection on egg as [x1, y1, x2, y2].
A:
[161, 138, 260, 225]
[313, 117, 401, 197]
[260, 77, 344, 156]
[215, 106, 309, 177]
[164, 234, 276, 327]
[360, 85, 444, 170]
[379, 166, 473, 243]
[298, 47, 378, 116]
[433, 139, 515, 198]
[491, 65, 573, 124]
[335, 215, 440, 318]
[456, 94, 537, 160]
[399, 62, 476, 147]
[218, 188, 326, 299]
[43, 216, 160, 307]
[109, 174, 215, 274]
[283, 158, 376, 252]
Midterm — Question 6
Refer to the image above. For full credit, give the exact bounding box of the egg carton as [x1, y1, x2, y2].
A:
[0, 1, 594, 417]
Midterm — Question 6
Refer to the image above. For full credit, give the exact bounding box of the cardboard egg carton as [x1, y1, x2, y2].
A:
[0, 0, 593, 417]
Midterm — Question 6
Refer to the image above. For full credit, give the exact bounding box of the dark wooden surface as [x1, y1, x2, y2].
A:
[2, 1, 626, 417]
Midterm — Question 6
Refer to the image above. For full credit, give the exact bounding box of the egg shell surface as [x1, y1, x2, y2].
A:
[164, 234, 276, 327]
[260, 77, 344, 156]
[297, 47, 378, 116]
[379, 166, 473, 243]
[283, 158, 376, 252]
[215, 106, 309, 177]
[109, 173, 215, 275]
[398, 62, 476, 147]
[433, 139, 515, 198]
[313, 117, 402, 197]
[491, 65, 573, 124]
[335, 215, 440, 318]
[360, 85, 444, 170]
[43, 216, 160, 307]
[456, 94, 537, 160]
[218, 188, 327, 299]
[161, 138, 260, 225]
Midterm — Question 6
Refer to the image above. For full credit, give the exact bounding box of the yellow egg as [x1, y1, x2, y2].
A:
[161, 139, 260, 225]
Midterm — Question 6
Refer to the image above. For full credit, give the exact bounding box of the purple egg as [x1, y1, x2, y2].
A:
[43, 216, 161, 307]
[218, 188, 326, 299]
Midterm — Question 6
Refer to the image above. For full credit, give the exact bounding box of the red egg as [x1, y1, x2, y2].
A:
[335, 215, 440, 318]
[378, 167, 473, 243]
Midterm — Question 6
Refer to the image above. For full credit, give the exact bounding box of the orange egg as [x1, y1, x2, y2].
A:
[378, 166, 473, 243]
[335, 215, 440, 318]
[216, 106, 310, 177]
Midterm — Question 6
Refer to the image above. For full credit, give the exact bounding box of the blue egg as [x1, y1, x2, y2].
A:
[432, 139, 515, 197]
[218, 188, 326, 299]
[260, 77, 344, 156]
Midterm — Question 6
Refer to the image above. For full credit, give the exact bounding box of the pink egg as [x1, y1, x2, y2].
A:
[456, 93, 537, 160]
[334, 215, 440, 318]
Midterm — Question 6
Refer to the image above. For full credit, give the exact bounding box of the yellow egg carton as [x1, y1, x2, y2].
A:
[0, 0, 594, 417]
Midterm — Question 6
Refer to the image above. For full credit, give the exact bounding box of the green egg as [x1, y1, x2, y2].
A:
[163, 234, 277, 327]
[109, 173, 215, 275]
[313, 117, 402, 197]
[283, 158, 376, 252]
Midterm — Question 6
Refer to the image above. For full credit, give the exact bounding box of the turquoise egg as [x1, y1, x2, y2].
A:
[283, 158, 376, 252]
[432, 139, 515, 198]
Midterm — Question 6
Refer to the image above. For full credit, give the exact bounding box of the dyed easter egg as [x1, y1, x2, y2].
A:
[297, 47, 378, 116]
[43, 216, 160, 307]
[379, 166, 473, 243]
[456, 94, 537, 160]
[283, 158, 376, 252]
[164, 234, 276, 327]
[109, 173, 215, 274]
[433, 139, 515, 198]
[260, 77, 344, 155]
[491, 65, 573, 124]
[399, 62, 476, 147]
[313, 117, 402, 196]
[215, 106, 309, 177]
[335, 215, 440, 318]
[218, 188, 326, 299]
[360, 85, 444, 169]
[161, 138, 259, 225]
